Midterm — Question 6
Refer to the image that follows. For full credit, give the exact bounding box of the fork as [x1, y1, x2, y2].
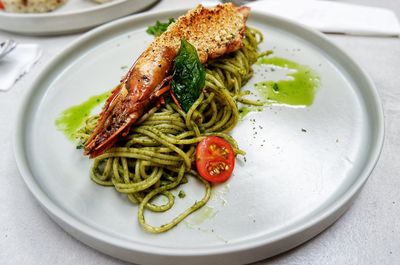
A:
[0, 39, 17, 61]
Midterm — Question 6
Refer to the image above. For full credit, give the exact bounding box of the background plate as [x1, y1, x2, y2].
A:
[14, 8, 384, 265]
[0, 0, 158, 35]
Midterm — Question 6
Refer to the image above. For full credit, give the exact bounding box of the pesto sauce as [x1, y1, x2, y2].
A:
[55, 91, 110, 140]
[255, 57, 319, 106]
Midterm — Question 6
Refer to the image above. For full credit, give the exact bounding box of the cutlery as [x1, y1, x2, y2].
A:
[0, 39, 17, 61]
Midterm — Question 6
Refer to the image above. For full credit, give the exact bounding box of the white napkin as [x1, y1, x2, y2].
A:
[202, 0, 400, 37]
[0, 44, 42, 91]
[247, 0, 400, 37]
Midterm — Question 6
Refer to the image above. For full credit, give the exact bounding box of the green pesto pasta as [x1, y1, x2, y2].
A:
[77, 28, 264, 233]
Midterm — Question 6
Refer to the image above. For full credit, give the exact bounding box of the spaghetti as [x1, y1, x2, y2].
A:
[77, 28, 263, 233]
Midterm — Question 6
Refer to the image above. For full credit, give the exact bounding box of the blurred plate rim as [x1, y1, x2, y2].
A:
[0, 0, 159, 35]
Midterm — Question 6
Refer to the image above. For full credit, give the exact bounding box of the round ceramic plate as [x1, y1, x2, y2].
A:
[0, 0, 158, 35]
[14, 8, 384, 265]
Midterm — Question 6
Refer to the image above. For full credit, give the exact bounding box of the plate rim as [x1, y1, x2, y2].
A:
[13, 7, 385, 264]
[0, 0, 127, 17]
[0, 0, 158, 35]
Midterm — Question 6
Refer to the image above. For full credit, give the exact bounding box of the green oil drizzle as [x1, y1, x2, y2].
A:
[189, 206, 218, 225]
[255, 56, 319, 106]
[239, 106, 264, 120]
[55, 91, 110, 140]
[239, 107, 252, 118]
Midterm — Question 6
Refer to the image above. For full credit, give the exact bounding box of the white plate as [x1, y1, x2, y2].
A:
[0, 0, 158, 35]
[14, 8, 384, 265]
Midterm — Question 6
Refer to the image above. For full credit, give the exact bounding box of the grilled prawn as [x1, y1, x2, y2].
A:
[84, 3, 250, 158]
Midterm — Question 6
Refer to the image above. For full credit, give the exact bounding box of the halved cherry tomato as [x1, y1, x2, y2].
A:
[195, 136, 235, 183]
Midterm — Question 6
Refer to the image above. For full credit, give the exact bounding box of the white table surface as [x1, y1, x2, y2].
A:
[1, 0, 399, 264]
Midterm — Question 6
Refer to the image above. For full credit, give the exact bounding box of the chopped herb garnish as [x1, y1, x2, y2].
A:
[146, 18, 175, 37]
[272, 83, 279, 92]
[178, 190, 186, 198]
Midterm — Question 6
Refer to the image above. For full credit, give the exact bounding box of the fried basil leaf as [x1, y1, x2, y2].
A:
[171, 39, 205, 112]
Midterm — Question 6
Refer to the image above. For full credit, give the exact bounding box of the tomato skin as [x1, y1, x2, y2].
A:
[0, 1, 4, 9]
[195, 136, 235, 183]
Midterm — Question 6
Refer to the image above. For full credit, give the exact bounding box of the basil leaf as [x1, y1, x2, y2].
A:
[146, 18, 175, 37]
[171, 39, 205, 112]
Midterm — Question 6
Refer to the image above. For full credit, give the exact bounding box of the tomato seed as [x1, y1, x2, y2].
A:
[207, 161, 229, 176]
[209, 144, 229, 159]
